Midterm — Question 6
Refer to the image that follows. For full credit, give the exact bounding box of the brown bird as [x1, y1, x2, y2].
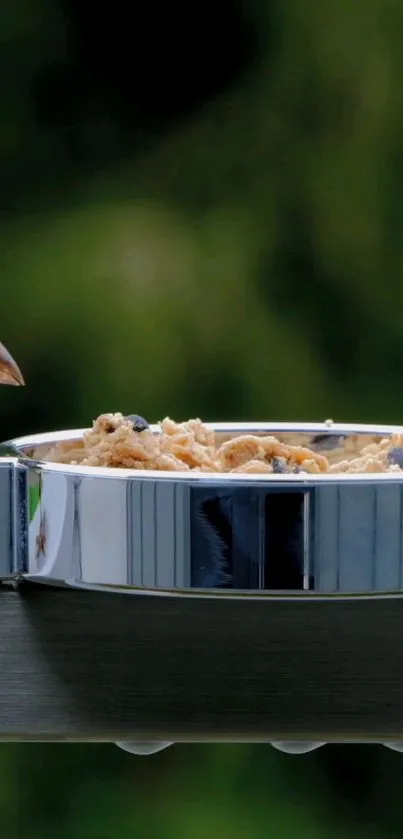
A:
[0, 342, 24, 386]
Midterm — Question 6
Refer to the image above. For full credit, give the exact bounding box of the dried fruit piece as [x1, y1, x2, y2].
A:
[126, 415, 150, 432]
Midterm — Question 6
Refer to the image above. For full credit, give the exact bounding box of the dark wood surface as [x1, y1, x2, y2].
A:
[0, 584, 403, 741]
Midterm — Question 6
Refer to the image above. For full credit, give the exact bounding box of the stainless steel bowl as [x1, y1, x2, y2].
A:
[3, 420, 403, 595]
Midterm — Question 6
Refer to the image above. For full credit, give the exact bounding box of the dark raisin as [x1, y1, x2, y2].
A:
[387, 446, 403, 469]
[310, 433, 345, 451]
[272, 456, 289, 473]
[126, 414, 149, 432]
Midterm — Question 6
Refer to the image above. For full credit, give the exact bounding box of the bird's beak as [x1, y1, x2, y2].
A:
[0, 342, 25, 386]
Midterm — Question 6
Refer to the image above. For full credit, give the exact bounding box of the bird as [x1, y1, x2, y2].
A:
[0, 342, 24, 386]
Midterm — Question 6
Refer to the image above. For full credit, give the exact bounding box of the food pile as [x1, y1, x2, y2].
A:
[46, 413, 403, 474]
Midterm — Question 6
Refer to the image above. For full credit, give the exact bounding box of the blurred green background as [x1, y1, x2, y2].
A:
[2, 0, 403, 836]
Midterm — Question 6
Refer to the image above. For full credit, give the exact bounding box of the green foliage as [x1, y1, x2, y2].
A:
[0, 743, 396, 839]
